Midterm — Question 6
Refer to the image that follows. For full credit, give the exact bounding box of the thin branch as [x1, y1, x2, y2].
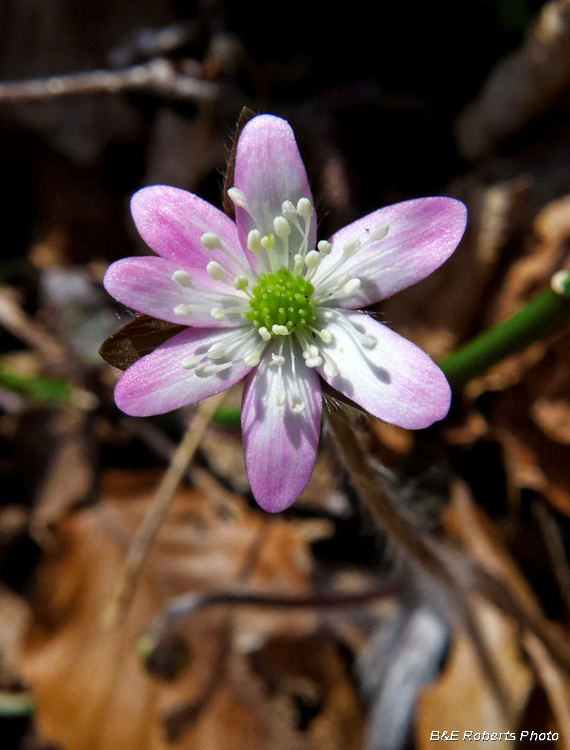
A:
[326, 410, 515, 722]
[105, 391, 226, 626]
[0, 58, 218, 103]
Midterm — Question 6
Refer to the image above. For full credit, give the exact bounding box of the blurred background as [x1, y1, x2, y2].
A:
[2, 0, 570, 748]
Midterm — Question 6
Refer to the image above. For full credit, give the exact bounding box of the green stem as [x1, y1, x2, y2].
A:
[439, 271, 570, 387]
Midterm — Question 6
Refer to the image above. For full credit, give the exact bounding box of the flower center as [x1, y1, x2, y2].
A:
[245, 267, 315, 335]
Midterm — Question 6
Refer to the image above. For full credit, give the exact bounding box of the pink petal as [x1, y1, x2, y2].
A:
[313, 197, 467, 308]
[233, 115, 316, 272]
[104, 256, 247, 328]
[131, 185, 252, 277]
[114, 326, 255, 417]
[242, 340, 322, 512]
[317, 310, 450, 429]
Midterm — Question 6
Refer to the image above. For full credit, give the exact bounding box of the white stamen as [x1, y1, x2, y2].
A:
[340, 278, 361, 296]
[282, 200, 297, 219]
[361, 335, 377, 349]
[227, 187, 255, 218]
[307, 344, 319, 358]
[181, 355, 202, 369]
[274, 216, 291, 239]
[210, 307, 226, 320]
[371, 223, 389, 241]
[343, 238, 361, 257]
[195, 362, 232, 377]
[292, 399, 305, 414]
[337, 273, 352, 289]
[258, 327, 271, 341]
[305, 356, 323, 368]
[305, 250, 320, 269]
[271, 353, 285, 366]
[297, 198, 313, 220]
[260, 234, 274, 250]
[317, 240, 333, 255]
[293, 254, 304, 274]
[272, 324, 289, 336]
[207, 342, 227, 358]
[173, 303, 194, 316]
[244, 349, 261, 366]
[551, 270, 570, 295]
[201, 232, 220, 249]
[171, 270, 192, 287]
[247, 229, 262, 253]
[234, 275, 249, 291]
[319, 328, 332, 343]
[206, 261, 227, 281]
[274, 385, 286, 407]
[324, 360, 338, 378]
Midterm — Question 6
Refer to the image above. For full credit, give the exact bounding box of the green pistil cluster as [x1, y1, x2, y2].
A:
[245, 267, 316, 333]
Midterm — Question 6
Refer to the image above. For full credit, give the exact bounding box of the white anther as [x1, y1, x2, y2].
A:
[305, 356, 323, 368]
[210, 307, 226, 320]
[305, 250, 321, 269]
[271, 353, 285, 366]
[206, 261, 226, 281]
[207, 342, 227, 359]
[551, 270, 570, 295]
[371, 223, 389, 241]
[282, 200, 297, 219]
[292, 399, 305, 414]
[272, 324, 289, 336]
[258, 326, 271, 341]
[196, 362, 232, 377]
[324, 360, 338, 378]
[274, 216, 291, 239]
[247, 229, 262, 253]
[227, 187, 248, 208]
[317, 240, 333, 255]
[343, 238, 361, 256]
[260, 234, 274, 250]
[173, 303, 194, 316]
[319, 328, 333, 343]
[181, 355, 202, 369]
[340, 278, 361, 296]
[361, 335, 377, 349]
[234, 275, 249, 290]
[297, 198, 313, 220]
[274, 386, 286, 407]
[244, 349, 261, 366]
[307, 344, 319, 358]
[201, 232, 220, 249]
[293, 254, 304, 272]
[171, 270, 192, 286]
[336, 273, 352, 290]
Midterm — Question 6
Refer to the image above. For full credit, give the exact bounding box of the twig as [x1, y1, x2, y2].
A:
[0, 58, 217, 103]
[105, 391, 226, 626]
[326, 409, 515, 722]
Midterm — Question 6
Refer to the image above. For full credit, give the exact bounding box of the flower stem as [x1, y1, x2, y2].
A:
[104, 390, 226, 627]
[439, 271, 570, 387]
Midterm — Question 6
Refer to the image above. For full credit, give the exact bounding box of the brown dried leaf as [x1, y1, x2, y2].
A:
[99, 314, 185, 371]
[20, 470, 363, 750]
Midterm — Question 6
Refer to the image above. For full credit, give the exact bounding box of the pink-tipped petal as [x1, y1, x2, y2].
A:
[114, 326, 256, 417]
[313, 197, 467, 308]
[233, 115, 316, 271]
[242, 340, 322, 512]
[131, 185, 251, 277]
[317, 310, 451, 429]
[104, 257, 248, 328]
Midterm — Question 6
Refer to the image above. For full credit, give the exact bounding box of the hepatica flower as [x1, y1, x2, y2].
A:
[104, 114, 467, 512]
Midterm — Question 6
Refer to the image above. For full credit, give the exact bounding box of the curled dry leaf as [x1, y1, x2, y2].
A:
[456, 0, 570, 160]
[20, 469, 364, 750]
